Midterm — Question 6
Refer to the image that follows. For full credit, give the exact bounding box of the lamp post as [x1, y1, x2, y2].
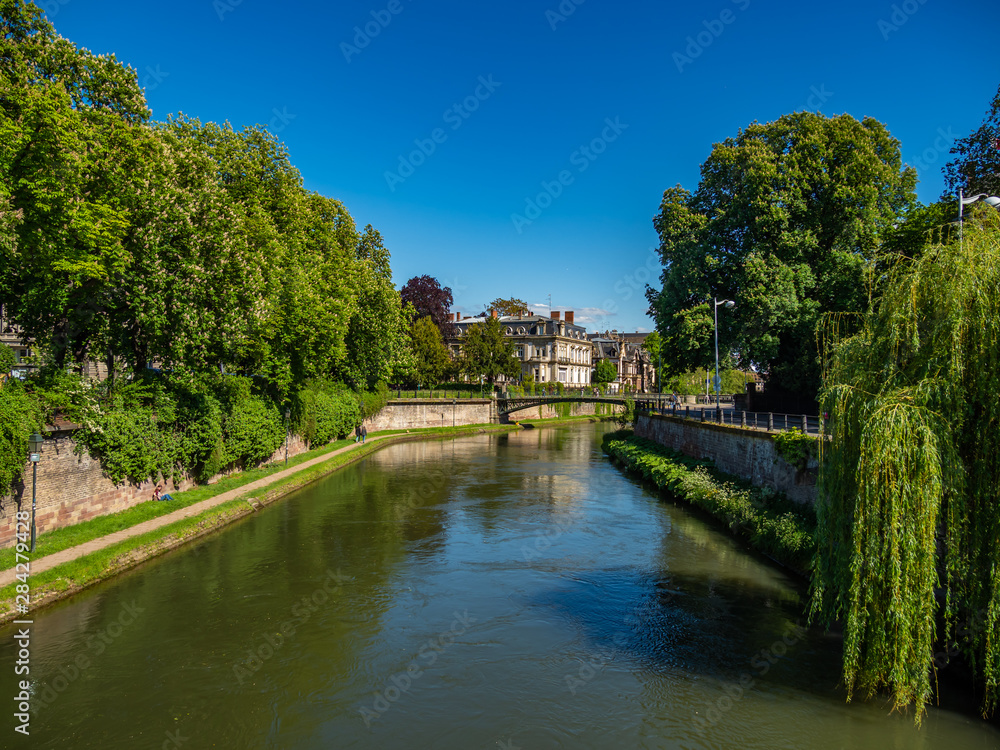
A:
[959, 188, 1000, 252]
[27, 432, 42, 552]
[284, 408, 290, 466]
[714, 297, 735, 421]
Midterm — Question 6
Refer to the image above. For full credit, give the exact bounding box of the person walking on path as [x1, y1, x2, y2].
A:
[354, 425, 360, 443]
[361, 424, 367, 444]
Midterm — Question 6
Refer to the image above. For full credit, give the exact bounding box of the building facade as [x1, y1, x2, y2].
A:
[0, 305, 34, 382]
[447, 310, 595, 387]
[588, 330, 657, 393]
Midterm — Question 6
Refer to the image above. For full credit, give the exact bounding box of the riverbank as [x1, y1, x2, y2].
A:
[602, 430, 815, 575]
[0, 422, 517, 624]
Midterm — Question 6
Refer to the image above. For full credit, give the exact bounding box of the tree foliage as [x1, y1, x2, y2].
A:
[641, 331, 662, 390]
[811, 209, 1000, 720]
[0, 4, 410, 489]
[488, 297, 530, 317]
[400, 275, 454, 337]
[409, 315, 451, 387]
[942, 83, 1000, 199]
[593, 359, 617, 385]
[647, 112, 917, 399]
[461, 316, 519, 386]
[0, 2, 410, 395]
[0, 380, 39, 497]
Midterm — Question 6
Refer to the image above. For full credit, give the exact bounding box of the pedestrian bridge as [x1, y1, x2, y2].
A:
[497, 395, 630, 417]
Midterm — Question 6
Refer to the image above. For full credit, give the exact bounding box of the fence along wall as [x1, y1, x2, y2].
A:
[633, 413, 818, 505]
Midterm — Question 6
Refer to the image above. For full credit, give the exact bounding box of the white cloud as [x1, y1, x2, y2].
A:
[571, 307, 616, 324]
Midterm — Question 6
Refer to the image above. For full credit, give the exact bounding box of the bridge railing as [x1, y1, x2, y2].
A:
[635, 400, 822, 435]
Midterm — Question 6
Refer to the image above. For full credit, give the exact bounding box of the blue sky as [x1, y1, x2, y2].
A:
[46, 0, 998, 332]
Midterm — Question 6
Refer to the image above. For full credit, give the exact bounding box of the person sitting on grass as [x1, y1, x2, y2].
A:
[153, 484, 175, 502]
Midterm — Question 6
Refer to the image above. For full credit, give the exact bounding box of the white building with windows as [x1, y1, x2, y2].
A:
[446, 309, 594, 386]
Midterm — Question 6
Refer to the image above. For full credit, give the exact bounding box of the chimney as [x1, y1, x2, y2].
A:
[454, 312, 461, 322]
[551, 311, 561, 321]
[565, 311, 574, 325]
[490, 309, 498, 319]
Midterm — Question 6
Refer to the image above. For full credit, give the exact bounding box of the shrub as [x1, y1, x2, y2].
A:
[295, 380, 363, 447]
[76, 401, 172, 484]
[772, 428, 819, 470]
[223, 394, 284, 467]
[0, 382, 40, 497]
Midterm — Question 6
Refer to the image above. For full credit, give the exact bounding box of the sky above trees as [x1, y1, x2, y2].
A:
[43, 0, 999, 331]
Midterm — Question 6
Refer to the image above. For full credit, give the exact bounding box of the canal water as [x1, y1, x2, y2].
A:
[3, 424, 997, 749]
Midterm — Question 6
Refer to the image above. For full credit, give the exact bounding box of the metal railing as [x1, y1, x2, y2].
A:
[635, 401, 821, 435]
[392, 390, 485, 399]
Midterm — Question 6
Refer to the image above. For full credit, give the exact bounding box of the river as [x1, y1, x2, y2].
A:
[2, 424, 997, 749]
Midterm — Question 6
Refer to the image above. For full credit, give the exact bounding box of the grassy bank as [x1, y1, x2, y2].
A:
[602, 430, 815, 575]
[0, 423, 515, 621]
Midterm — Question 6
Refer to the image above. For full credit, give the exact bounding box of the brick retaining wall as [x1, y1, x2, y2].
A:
[634, 413, 817, 505]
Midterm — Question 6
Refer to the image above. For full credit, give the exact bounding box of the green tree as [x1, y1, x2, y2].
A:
[812, 209, 1000, 721]
[461, 316, 520, 387]
[647, 112, 917, 400]
[942, 83, 1000, 199]
[641, 331, 662, 391]
[0, 0, 150, 372]
[593, 359, 617, 385]
[409, 315, 451, 387]
[357, 224, 391, 279]
[488, 297, 530, 317]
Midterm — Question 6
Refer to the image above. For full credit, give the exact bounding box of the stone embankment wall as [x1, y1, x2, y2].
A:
[0, 429, 310, 549]
[363, 399, 494, 431]
[634, 413, 817, 505]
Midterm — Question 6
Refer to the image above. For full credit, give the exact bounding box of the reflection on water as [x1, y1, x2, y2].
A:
[1, 425, 997, 749]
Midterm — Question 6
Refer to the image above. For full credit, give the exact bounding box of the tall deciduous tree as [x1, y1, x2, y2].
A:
[400, 275, 453, 336]
[0, 0, 150, 371]
[461, 316, 519, 387]
[344, 229, 412, 391]
[488, 297, 530, 317]
[812, 210, 1000, 721]
[942, 83, 1000, 199]
[593, 359, 617, 385]
[646, 112, 916, 399]
[641, 331, 662, 391]
[409, 315, 451, 387]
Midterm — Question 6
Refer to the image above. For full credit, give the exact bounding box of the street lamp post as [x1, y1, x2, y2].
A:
[27, 432, 42, 552]
[959, 188, 1000, 252]
[714, 297, 735, 421]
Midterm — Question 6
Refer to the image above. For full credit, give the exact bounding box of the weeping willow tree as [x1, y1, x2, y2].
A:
[811, 205, 1000, 721]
